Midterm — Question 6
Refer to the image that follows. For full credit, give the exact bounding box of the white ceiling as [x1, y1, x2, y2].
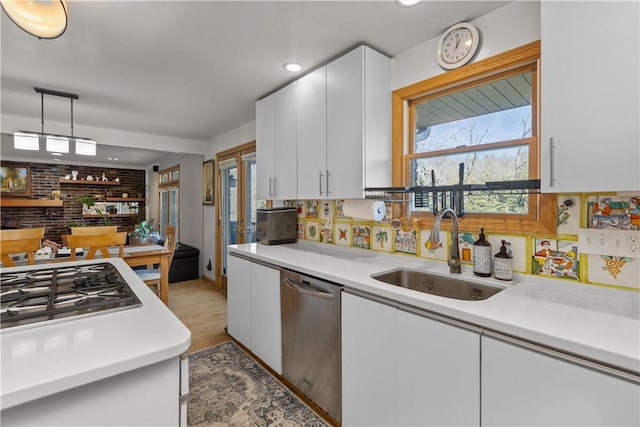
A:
[1, 0, 510, 166]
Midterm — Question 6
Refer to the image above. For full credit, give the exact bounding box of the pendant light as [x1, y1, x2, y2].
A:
[1, 0, 68, 39]
[14, 87, 97, 156]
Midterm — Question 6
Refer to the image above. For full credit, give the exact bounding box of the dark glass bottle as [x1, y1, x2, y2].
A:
[473, 228, 492, 277]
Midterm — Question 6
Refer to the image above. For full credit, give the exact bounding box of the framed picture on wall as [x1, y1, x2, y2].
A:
[203, 159, 214, 205]
[0, 165, 30, 196]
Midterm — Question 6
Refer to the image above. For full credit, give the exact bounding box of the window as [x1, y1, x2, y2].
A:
[409, 65, 536, 214]
[158, 165, 179, 239]
[392, 41, 555, 235]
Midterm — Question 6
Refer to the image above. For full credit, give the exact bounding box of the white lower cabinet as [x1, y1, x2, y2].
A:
[481, 334, 640, 426]
[342, 292, 480, 426]
[396, 309, 480, 426]
[227, 255, 282, 374]
[342, 292, 396, 426]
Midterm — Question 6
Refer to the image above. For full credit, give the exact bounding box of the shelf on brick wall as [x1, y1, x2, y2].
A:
[105, 197, 145, 202]
[59, 179, 121, 185]
[82, 214, 138, 218]
[0, 199, 64, 207]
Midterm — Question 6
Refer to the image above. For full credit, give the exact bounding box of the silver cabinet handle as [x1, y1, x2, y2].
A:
[326, 170, 332, 196]
[273, 176, 278, 198]
[319, 170, 324, 197]
[549, 137, 555, 187]
[283, 277, 334, 299]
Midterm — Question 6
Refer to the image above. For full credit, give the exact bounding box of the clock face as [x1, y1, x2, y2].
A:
[437, 23, 480, 69]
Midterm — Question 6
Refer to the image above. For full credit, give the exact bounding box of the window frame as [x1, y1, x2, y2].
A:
[392, 41, 556, 235]
[158, 164, 180, 239]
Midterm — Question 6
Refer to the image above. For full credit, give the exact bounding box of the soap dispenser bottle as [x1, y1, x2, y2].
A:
[473, 228, 492, 277]
[494, 240, 513, 281]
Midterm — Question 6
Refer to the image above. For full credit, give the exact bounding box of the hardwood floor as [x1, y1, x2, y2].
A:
[167, 279, 230, 353]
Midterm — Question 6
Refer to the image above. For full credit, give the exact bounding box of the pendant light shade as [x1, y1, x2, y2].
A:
[1, 0, 67, 39]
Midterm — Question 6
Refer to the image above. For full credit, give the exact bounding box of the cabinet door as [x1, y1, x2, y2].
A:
[256, 95, 275, 200]
[250, 263, 282, 374]
[297, 66, 327, 199]
[226, 256, 251, 347]
[341, 292, 396, 426]
[541, 1, 640, 192]
[482, 335, 640, 426]
[273, 82, 298, 199]
[327, 46, 365, 199]
[396, 309, 480, 426]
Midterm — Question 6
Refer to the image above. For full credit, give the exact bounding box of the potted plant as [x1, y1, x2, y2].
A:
[129, 218, 160, 245]
[76, 196, 96, 214]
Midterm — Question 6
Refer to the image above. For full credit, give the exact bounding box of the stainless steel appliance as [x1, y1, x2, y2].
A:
[0, 262, 141, 330]
[256, 207, 297, 245]
[281, 269, 342, 422]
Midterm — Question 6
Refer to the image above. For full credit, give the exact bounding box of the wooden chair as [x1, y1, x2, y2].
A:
[66, 232, 127, 260]
[70, 226, 118, 235]
[0, 228, 45, 267]
[135, 226, 177, 293]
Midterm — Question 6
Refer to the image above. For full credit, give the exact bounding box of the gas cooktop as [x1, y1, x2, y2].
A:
[1, 262, 142, 330]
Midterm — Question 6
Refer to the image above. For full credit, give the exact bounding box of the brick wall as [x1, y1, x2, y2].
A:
[1, 161, 146, 244]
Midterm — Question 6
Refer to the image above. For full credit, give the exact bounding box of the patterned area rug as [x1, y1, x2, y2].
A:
[188, 340, 330, 427]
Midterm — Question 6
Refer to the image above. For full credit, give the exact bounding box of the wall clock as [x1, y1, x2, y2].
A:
[436, 22, 480, 70]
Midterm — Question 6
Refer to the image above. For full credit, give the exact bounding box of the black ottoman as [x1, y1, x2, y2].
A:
[170, 243, 200, 283]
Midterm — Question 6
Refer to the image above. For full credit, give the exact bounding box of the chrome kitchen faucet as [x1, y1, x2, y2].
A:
[427, 208, 461, 274]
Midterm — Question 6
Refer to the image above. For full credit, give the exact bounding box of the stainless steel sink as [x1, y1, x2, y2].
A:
[371, 268, 504, 301]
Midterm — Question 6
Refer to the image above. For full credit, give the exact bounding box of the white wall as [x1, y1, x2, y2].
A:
[151, 155, 204, 272]
[201, 121, 257, 281]
[392, 1, 540, 90]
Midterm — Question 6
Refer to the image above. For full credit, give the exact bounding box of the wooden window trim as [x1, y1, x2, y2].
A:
[159, 164, 180, 188]
[392, 40, 556, 235]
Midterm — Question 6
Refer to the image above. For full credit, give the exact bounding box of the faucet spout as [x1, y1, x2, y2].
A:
[427, 208, 461, 274]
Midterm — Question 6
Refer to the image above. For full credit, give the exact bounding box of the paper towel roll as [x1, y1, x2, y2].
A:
[342, 199, 386, 221]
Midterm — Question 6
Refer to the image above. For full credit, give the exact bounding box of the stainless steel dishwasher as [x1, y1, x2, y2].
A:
[281, 269, 342, 422]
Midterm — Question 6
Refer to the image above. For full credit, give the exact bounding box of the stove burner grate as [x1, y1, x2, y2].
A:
[1, 262, 141, 330]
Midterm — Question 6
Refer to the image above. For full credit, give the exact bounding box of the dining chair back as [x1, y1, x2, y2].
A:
[66, 232, 127, 260]
[0, 228, 45, 267]
[70, 226, 118, 235]
[136, 226, 177, 293]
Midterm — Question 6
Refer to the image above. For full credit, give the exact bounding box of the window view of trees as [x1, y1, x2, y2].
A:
[410, 68, 535, 214]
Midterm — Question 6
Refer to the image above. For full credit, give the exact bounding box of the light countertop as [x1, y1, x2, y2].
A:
[0, 258, 191, 410]
[229, 241, 640, 375]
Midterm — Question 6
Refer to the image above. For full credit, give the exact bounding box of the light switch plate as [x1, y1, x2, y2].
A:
[578, 228, 610, 256]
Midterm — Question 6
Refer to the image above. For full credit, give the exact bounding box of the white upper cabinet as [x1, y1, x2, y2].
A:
[327, 45, 391, 199]
[541, 1, 640, 192]
[256, 95, 275, 200]
[260, 45, 391, 200]
[297, 66, 328, 199]
[256, 82, 298, 200]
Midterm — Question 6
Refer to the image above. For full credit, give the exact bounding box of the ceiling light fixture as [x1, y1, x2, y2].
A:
[14, 87, 97, 156]
[0, 0, 68, 39]
[283, 62, 302, 73]
[396, 0, 421, 6]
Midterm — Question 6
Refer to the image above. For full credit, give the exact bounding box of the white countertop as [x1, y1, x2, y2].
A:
[229, 241, 640, 375]
[0, 258, 191, 410]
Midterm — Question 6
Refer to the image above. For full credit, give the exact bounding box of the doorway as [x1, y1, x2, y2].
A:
[215, 141, 264, 290]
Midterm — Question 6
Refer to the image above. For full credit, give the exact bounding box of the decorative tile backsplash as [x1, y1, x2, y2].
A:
[283, 193, 640, 291]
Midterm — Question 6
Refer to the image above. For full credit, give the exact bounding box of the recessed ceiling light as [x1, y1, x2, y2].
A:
[53, 157, 61, 161]
[51, 152, 63, 156]
[108, 157, 118, 161]
[283, 62, 302, 73]
[397, 0, 421, 6]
